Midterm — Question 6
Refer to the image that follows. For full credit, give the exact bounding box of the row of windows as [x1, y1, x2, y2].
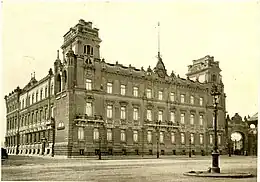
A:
[86, 102, 209, 125]
[20, 84, 54, 109]
[7, 106, 54, 130]
[86, 80, 204, 105]
[78, 128, 222, 145]
[106, 105, 205, 125]
[5, 131, 48, 146]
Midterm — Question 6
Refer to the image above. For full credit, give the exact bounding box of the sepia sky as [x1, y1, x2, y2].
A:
[1, 0, 259, 145]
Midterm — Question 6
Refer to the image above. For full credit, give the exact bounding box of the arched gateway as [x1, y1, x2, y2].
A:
[226, 113, 250, 155]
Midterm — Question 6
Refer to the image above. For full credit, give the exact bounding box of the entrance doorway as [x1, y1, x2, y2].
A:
[231, 132, 244, 155]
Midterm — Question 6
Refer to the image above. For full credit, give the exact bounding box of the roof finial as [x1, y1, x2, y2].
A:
[34, 71, 35, 78]
[31, 73, 32, 78]
[57, 50, 59, 59]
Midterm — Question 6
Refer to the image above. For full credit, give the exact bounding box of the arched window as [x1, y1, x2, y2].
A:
[63, 70, 67, 83]
[40, 89, 43, 100]
[212, 74, 217, 82]
[36, 91, 38, 102]
[45, 87, 48, 98]
[56, 74, 61, 92]
[50, 83, 54, 95]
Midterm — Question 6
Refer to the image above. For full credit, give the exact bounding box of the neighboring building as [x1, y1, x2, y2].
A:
[4, 19, 227, 157]
[226, 112, 258, 156]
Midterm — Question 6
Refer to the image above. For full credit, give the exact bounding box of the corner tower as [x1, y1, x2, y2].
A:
[186, 55, 222, 84]
[61, 19, 102, 62]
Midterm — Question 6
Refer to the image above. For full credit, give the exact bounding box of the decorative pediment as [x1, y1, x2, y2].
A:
[154, 55, 167, 78]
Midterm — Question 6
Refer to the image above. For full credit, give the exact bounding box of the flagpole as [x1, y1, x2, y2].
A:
[158, 22, 160, 57]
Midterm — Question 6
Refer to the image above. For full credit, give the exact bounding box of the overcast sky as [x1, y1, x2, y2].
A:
[1, 1, 259, 145]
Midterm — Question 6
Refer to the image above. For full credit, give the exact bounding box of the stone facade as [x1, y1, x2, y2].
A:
[5, 19, 227, 157]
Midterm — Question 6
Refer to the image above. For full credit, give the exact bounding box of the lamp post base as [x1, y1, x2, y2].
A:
[157, 152, 159, 158]
[211, 152, 220, 173]
[211, 167, 220, 173]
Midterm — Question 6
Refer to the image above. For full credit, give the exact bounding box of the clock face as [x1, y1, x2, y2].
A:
[199, 74, 205, 82]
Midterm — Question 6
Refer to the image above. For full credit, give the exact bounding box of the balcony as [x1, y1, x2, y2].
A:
[74, 114, 103, 126]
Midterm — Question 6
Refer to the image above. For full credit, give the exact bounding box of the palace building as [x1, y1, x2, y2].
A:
[5, 19, 227, 157]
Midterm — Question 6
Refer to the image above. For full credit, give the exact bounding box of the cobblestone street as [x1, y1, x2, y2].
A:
[1, 155, 257, 181]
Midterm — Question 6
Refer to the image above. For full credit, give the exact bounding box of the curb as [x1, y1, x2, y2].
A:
[183, 171, 254, 178]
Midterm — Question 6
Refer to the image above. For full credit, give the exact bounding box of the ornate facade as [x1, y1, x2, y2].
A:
[5, 19, 227, 157]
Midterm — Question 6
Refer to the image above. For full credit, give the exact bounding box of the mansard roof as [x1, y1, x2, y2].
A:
[97, 57, 209, 92]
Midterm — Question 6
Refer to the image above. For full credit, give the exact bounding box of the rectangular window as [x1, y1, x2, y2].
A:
[181, 133, 185, 144]
[181, 94, 185, 103]
[32, 94, 34, 104]
[159, 132, 164, 143]
[133, 130, 138, 142]
[87, 45, 91, 55]
[158, 91, 163, 100]
[147, 131, 152, 143]
[218, 135, 221, 145]
[51, 84, 54, 95]
[121, 130, 126, 142]
[78, 127, 84, 140]
[93, 128, 99, 140]
[181, 113, 185, 124]
[170, 92, 175, 101]
[36, 93, 38, 102]
[133, 108, 138, 121]
[199, 115, 203, 126]
[91, 47, 94, 55]
[158, 111, 163, 121]
[200, 134, 203, 144]
[210, 134, 213, 144]
[51, 107, 54, 118]
[86, 79, 92, 90]
[107, 105, 113, 118]
[190, 96, 194, 104]
[190, 114, 194, 125]
[146, 89, 152, 98]
[45, 87, 48, 98]
[45, 107, 48, 120]
[120, 85, 126, 95]
[171, 132, 175, 143]
[107, 82, 113, 94]
[170, 112, 175, 123]
[86, 102, 92, 116]
[199, 97, 203, 106]
[190, 133, 194, 144]
[212, 115, 215, 127]
[133, 87, 138, 97]
[35, 112, 38, 122]
[147, 109, 152, 121]
[120, 107, 126, 120]
[40, 90, 43, 100]
[84, 45, 87, 53]
[107, 129, 112, 141]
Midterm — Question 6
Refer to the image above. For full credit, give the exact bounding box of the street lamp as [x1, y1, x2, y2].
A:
[156, 120, 161, 159]
[98, 115, 104, 160]
[189, 138, 191, 158]
[211, 84, 221, 173]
